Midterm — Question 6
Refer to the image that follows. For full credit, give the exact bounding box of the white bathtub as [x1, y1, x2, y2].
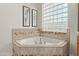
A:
[16, 36, 67, 47]
[14, 36, 68, 56]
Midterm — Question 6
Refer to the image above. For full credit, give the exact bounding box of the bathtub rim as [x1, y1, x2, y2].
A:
[14, 41, 67, 48]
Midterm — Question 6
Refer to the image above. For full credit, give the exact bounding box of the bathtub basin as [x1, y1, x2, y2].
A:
[16, 36, 67, 47]
[13, 36, 68, 56]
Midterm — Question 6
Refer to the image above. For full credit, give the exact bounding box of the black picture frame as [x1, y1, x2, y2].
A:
[32, 9, 38, 27]
[23, 6, 30, 27]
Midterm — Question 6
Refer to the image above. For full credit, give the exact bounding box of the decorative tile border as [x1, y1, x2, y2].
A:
[12, 28, 70, 41]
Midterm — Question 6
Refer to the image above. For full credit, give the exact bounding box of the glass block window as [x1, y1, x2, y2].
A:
[42, 3, 68, 32]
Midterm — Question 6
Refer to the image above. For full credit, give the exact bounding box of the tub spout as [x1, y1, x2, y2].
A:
[40, 38, 42, 44]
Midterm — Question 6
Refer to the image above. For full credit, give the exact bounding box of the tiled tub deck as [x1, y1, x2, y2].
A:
[12, 28, 70, 56]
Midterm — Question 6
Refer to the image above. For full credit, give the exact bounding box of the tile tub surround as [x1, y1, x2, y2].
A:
[12, 28, 40, 42]
[12, 28, 70, 56]
[13, 43, 68, 56]
[40, 30, 70, 42]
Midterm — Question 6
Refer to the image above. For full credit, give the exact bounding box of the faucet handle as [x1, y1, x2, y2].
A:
[35, 41, 37, 44]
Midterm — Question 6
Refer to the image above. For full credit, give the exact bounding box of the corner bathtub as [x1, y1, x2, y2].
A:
[13, 36, 68, 56]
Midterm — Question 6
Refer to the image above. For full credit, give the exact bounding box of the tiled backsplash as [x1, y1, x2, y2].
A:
[12, 28, 70, 42]
[12, 28, 40, 42]
[41, 30, 70, 41]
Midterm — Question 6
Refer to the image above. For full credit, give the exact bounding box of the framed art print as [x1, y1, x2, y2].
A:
[32, 9, 38, 27]
[23, 6, 30, 27]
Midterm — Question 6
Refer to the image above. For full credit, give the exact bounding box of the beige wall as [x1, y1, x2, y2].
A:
[0, 3, 42, 56]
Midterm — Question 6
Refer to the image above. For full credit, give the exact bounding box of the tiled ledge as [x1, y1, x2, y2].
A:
[12, 28, 70, 41]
